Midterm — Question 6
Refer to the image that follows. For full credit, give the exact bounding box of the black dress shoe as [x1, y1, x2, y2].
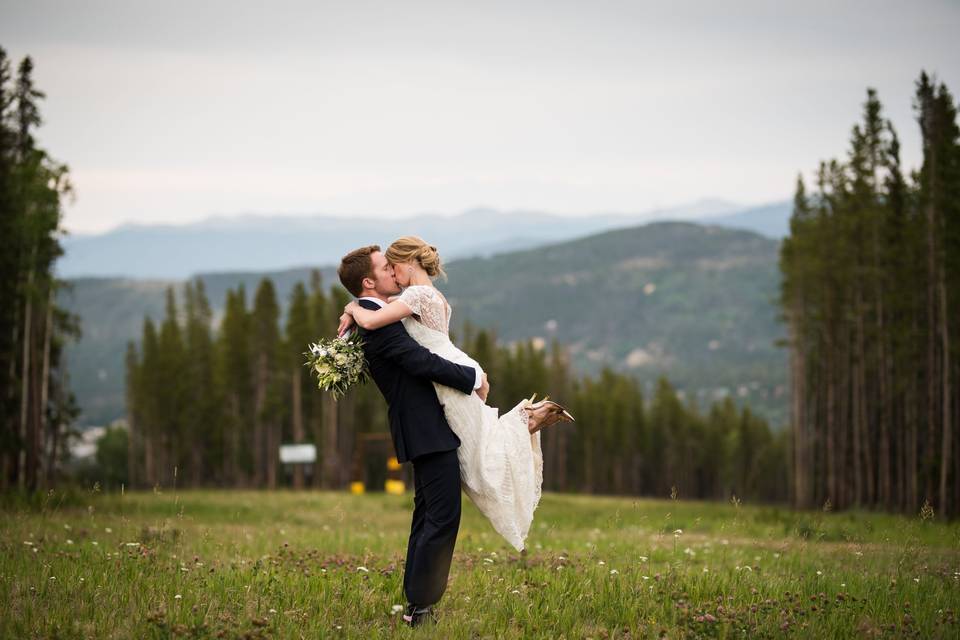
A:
[403, 605, 437, 628]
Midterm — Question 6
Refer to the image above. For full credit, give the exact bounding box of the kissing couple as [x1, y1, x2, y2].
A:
[336, 236, 574, 627]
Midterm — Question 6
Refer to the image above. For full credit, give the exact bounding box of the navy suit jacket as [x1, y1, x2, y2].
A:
[356, 298, 476, 463]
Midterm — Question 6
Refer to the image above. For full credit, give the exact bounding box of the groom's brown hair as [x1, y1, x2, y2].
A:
[338, 245, 381, 297]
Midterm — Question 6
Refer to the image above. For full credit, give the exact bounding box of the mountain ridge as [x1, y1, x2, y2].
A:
[59, 200, 790, 279]
[60, 219, 788, 428]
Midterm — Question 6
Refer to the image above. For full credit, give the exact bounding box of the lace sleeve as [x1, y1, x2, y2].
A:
[398, 286, 448, 333]
[397, 286, 426, 317]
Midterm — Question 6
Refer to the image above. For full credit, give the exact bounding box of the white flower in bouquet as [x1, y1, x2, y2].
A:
[304, 334, 370, 399]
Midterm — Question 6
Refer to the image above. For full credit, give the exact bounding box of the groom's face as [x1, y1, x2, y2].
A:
[369, 251, 401, 296]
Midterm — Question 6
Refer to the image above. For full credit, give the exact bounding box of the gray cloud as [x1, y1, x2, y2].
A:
[1, 0, 958, 233]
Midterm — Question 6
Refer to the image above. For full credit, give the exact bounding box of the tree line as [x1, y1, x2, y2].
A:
[124, 276, 788, 503]
[0, 48, 80, 491]
[780, 73, 959, 516]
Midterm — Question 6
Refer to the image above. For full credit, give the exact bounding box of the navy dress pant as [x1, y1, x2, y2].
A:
[403, 448, 462, 606]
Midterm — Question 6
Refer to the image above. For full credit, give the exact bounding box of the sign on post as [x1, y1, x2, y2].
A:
[279, 444, 317, 464]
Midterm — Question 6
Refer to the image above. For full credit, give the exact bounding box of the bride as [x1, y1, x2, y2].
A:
[337, 236, 573, 551]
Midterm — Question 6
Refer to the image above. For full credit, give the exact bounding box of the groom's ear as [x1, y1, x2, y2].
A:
[361, 275, 376, 292]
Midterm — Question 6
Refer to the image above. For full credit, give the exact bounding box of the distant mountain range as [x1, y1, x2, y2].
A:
[58, 200, 791, 279]
[700, 201, 792, 239]
[59, 220, 788, 428]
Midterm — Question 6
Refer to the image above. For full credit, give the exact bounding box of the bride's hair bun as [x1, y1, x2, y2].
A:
[386, 236, 446, 279]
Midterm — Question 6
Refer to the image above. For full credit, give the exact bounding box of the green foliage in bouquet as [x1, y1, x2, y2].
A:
[304, 334, 369, 400]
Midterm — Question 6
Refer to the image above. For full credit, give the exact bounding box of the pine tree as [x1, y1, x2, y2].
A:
[139, 318, 160, 487]
[915, 73, 959, 515]
[183, 279, 219, 486]
[323, 285, 351, 487]
[307, 272, 328, 487]
[0, 46, 18, 488]
[251, 279, 281, 488]
[545, 340, 571, 491]
[216, 286, 253, 486]
[157, 287, 186, 487]
[2, 53, 74, 490]
[284, 281, 313, 488]
[124, 341, 140, 488]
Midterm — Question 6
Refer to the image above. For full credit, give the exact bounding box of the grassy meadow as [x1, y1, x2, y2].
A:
[2, 488, 959, 638]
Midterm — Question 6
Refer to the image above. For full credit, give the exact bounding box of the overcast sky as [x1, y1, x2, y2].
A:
[2, 0, 958, 234]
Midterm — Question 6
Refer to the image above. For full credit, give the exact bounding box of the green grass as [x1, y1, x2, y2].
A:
[2, 489, 959, 638]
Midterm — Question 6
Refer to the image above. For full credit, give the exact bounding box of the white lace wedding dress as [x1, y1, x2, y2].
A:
[397, 285, 544, 551]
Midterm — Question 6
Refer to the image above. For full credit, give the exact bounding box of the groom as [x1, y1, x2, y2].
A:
[337, 245, 488, 627]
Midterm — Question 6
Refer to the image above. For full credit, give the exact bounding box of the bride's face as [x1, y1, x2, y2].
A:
[392, 261, 415, 288]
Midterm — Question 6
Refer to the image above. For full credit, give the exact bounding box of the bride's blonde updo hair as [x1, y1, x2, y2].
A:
[385, 236, 446, 279]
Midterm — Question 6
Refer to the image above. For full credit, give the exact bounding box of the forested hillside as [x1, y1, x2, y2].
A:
[62, 222, 787, 427]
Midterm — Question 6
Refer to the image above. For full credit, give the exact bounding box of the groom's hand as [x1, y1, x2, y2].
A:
[477, 373, 489, 402]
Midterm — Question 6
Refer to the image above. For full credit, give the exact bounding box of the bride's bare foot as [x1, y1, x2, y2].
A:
[525, 397, 575, 434]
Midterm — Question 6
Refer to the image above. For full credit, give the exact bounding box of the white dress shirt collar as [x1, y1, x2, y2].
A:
[358, 296, 387, 308]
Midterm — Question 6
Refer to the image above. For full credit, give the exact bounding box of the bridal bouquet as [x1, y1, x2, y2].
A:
[304, 334, 369, 399]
